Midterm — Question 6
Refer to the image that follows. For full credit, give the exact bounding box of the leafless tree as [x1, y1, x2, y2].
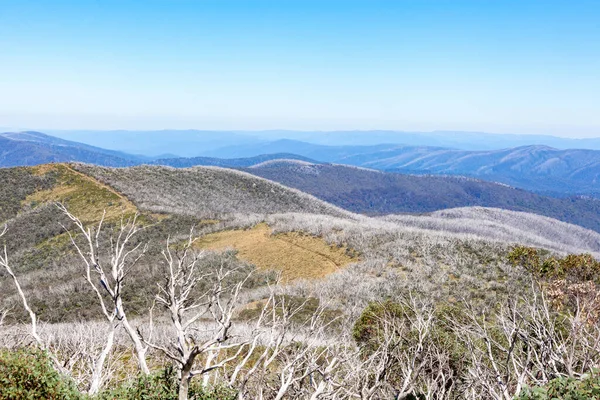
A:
[453, 280, 600, 400]
[243, 294, 343, 400]
[0, 308, 8, 327]
[0, 225, 68, 377]
[59, 203, 150, 394]
[140, 232, 252, 400]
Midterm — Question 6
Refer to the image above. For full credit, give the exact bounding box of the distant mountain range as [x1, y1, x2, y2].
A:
[150, 153, 317, 168]
[0, 131, 145, 166]
[209, 139, 600, 196]
[0, 131, 315, 169]
[46, 129, 600, 153]
[3, 130, 600, 199]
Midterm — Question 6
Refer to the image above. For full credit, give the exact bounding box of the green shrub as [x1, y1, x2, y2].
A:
[97, 367, 237, 400]
[516, 371, 600, 400]
[508, 246, 600, 283]
[352, 300, 408, 351]
[0, 348, 82, 400]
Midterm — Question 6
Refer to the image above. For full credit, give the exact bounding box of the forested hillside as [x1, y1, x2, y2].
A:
[1, 163, 600, 399]
[245, 161, 600, 232]
[210, 139, 600, 196]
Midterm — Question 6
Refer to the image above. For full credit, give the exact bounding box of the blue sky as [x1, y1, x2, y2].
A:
[0, 0, 599, 136]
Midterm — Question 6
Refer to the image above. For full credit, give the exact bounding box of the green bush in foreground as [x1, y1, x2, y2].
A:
[0, 348, 82, 400]
[98, 367, 237, 400]
[0, 349, 237, 400]
[516, 371, 600, 400]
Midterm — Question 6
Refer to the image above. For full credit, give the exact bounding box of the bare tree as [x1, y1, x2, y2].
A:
[222, 284, 356, 400]
[0, 307, 8, 327]
[0, 225, 68, 377]
[0, 225, 46, 348]
[453, 281, 600, 400]
[141, 233, 251, 400]
[59, 204, 150, 394]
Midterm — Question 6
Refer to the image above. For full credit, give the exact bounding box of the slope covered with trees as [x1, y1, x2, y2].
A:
[245, 161, 600, 233]
[1, 163, 600, 399]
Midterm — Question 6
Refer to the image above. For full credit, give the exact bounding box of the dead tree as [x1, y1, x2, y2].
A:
[0, 308, 8, 327]
[223, 284, 348, 400]
[453, 281, 600, 400]
[141, 233, 251, 400]
[0, 225, 47, 349]
[0, 225, 68, 377]
[59, 204, 150, 393]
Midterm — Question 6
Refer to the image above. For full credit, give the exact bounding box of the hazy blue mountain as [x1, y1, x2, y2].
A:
[356, 145, 600, 196]
[5, 130, 600, 197]
[243, 160, 600, 233]
[209, 140, 600, 196]
[48, 130, 263, 157]
[44, 129, 600, 155]
[151, 153, 317, 168]
[278, 130, 600, 150]
[240, 130, 600, 150]
[0, 131, 145, 167]
[207, 139, 397, 160]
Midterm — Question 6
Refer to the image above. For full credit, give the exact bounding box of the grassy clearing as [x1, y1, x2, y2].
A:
[196, 223, 359, 280]
[25, 164, 137, 223]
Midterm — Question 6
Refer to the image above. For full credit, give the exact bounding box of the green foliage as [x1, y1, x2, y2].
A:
[0, 167, 56, 224]
[0, 348, 82, 400]
[508, 246, 543, 271]
[516, 371, 600, 400]
[0, 349, 237, 400]
[509, 246, 600, 283]
[97, 367, 237, 400]
[352, 300, 407, 350]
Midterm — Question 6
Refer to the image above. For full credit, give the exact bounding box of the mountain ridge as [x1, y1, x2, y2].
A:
[243, 161, 600, 233]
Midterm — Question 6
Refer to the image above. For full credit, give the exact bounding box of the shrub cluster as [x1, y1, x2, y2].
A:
[0, 349, 238, 400]
[516, 371, 600, 400]
[0, 348, 81, 400]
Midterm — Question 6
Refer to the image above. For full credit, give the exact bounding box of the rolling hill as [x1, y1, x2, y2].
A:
[4, 130, 600, 198]
[2, 161, 600, 366]
[210, 140, 600, 196]
[150, 153, 317, 168]
[0, 131, 320, 169]
[72, 163, 353, 218]
[243, 160, 600, 233]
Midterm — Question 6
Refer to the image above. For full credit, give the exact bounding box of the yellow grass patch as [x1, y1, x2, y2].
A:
[25, 164, 137, 223]
[196, 223, 358, 280]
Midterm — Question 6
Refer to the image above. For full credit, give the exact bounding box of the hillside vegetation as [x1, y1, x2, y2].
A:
[211, 139, 600, 196]
[1, 163, 600, 399]
[73, 164, 352, 218]
[26, 164, 137, 222]
[245, 161, 600, 233]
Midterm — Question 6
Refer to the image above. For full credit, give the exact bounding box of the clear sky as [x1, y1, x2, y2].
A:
[0, 0, 599, 136]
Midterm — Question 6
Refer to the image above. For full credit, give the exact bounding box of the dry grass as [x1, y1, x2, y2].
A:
[196, 223, 359, 280]
[24, 164, 137, 223]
